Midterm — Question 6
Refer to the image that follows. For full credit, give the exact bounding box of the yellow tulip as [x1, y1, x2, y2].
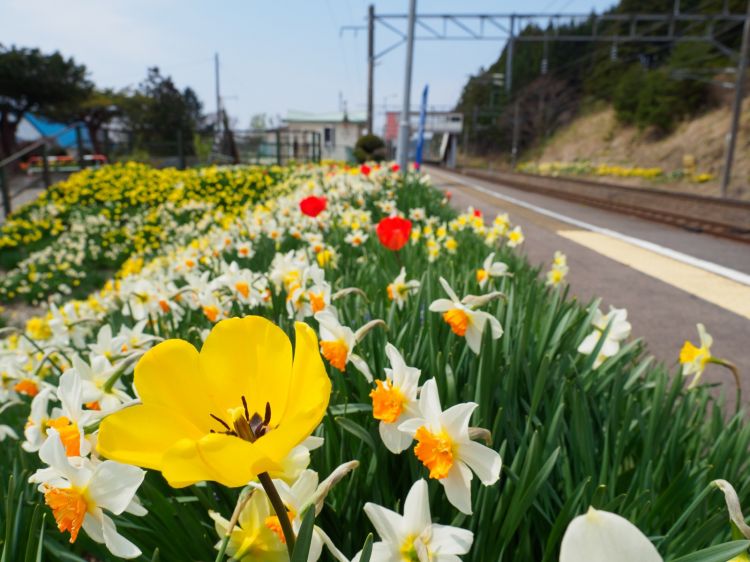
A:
[97, 316, 331, 488]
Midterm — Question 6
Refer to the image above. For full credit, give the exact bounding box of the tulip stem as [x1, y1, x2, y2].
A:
[258, 472, 296, 557]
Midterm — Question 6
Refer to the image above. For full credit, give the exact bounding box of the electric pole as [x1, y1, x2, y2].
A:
[397, 0, 417, 173]
[215, 53, 222, 139]
[721, 0, 750, 198]
[367, 4, 375, 134]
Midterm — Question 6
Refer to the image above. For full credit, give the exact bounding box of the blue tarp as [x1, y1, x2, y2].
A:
[24, 114, 90, 149]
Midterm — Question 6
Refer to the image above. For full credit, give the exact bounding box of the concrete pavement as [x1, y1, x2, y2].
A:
[427, 166, 750, 400]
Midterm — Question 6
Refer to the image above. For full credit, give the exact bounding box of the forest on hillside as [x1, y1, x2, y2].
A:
[456, 0, 748, 157]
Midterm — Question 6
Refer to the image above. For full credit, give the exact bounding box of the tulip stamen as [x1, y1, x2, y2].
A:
[210, 414, 235, 435]
[211, 398, 274, 442]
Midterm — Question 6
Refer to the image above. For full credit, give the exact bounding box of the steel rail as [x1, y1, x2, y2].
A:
[456, 168, 750, 244]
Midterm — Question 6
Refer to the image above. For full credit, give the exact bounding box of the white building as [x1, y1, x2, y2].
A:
[284, 111, 366, 162]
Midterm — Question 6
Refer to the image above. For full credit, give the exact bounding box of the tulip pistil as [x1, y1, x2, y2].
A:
[209, 397, 273, 443]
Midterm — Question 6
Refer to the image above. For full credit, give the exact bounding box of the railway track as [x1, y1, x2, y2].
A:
[457, 168, 750, 244]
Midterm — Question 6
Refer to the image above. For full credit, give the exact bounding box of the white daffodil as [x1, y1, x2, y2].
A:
[24, 372, 94, 457]
[287, 265, 332, 320]
[88, 325, 126, 360]
[213, 262, 266, 307]
[344, 229, 369, 247]
[577, 306, 632, 368]
[70, 354, 132, 414]
[399, 379, 502, 514]
[546, 264, 569, 288]
[679, 323, 713, 388]
[271, 436, 325, 483]
[553, 250, 567, 268]
[354, 479, 473, 562]
[117, 320, 158, 354]
[29, 430, 146, 559]
[314, 309, 383, 381]
[23, 387, 55, 453]
[370, 343, 421, 454]
[429, 277, 503, 354]
[560, 507, 662, 562]
[386, 267, 420, 310]
[476, 252, 510, 288]
[273, 464, 358, 562]
[506, 225, 525, 247]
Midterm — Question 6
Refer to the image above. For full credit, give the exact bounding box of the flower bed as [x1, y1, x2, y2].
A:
[518, 160, 715, 184]
[0, 163, 747, 561]
[0, 163, 288, 304]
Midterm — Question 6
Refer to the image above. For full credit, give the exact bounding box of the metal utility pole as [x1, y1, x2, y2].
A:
[511, 101, 520, 168]
[215, 53, 222, 139]
[396, 0, 417, 173]
[367, 4, 375, 134]
[721, 0, 750, 197]
[506, 15, 515, 96]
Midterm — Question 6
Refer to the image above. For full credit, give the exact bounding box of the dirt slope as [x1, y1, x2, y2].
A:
[526, 100, 750, 200]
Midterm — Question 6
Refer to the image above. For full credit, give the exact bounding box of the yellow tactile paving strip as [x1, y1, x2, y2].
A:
[558, 230, 750, 321]
[431, 169, 750, 321]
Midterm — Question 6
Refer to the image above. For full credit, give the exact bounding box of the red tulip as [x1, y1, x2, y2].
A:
[299, 196, 327, 217]
[376, 216, 412, 251]
[390, 163, 400, 173]
[473, 209, 482, 217]
[360, 164, 371, 176]
[445, 191, 453, 201]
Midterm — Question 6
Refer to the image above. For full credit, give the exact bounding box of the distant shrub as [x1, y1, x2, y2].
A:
[353, 134, 386, 163]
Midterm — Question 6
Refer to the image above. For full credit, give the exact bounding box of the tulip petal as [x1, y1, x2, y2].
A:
[97, 404, 202, 471]
[196, 433, 277, 488]
[134, 339, 213, 430]
[560, 507, 663, 562]
[199, 317, 293, 424]
[160, 438, 220, 488]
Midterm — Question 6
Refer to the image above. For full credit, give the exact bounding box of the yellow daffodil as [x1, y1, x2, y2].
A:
[97, 316, 331, 488]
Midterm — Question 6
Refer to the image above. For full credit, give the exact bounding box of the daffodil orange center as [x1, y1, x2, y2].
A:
[320, 340, 348, 371]
[370, 380, 406, 423]
[47, 417, 81, 456]
[203, 305, 220, 323]
[158, 299, 171, 313]
[14, 378, 39, 397]
[309, 291, 326, 313]
[265, 509, 295, 543]
[443, 308, 470, 337]
[476, 269, 488, 283]
[44, 486, 87, 543]
[414, 426, 454, 479]
[235, 282, 250, 298]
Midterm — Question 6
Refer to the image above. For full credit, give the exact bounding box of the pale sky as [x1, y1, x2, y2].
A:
[3, 0, 615, 132]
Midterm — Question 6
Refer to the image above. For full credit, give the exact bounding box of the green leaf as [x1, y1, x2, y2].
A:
[335, 417, 376, 450]
[670, 540, 750, 562]
[329, 403, 372, 416]
[291, 508, 316, 562]
[359, 533, 374, 562]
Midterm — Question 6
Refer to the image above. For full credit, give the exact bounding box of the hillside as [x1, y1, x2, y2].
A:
[519, 99, 750, 199]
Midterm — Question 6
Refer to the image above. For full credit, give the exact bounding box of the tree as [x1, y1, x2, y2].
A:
[0, 45, 92, 157]
[48, 88, 125, 154]
[121, 67, 203, 155]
